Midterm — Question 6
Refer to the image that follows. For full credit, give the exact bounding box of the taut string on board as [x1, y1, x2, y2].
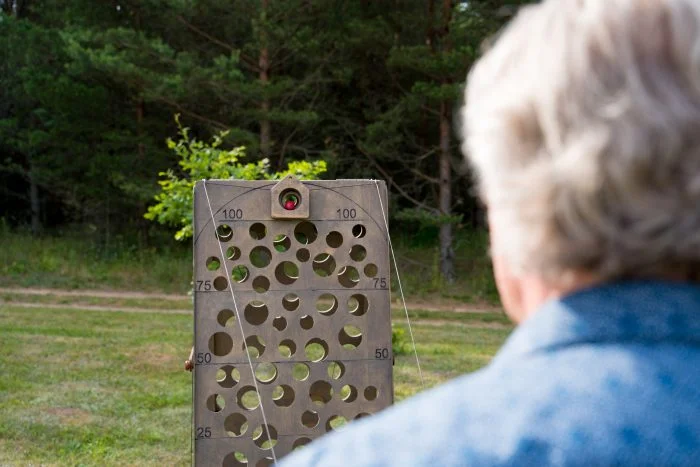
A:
[202, 180, 279, 466]
[373, 180, 425, 389]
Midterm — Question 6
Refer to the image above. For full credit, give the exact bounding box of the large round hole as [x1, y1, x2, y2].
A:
[231, 265, 249, 283]
[224, 412, 248, 437]
[206, 256, 221, 271]
[293, 362, 310, 381]
[209, 332, 233, 356]
[326, 231, 343, 248]
[255, 362, 277, 384]
[326, 415, 348, 431]
[296, 248, 310, 262]
[337, 266, 360, 288]
[339, 325, 363, 349]
[327, 361, 345, 380]
[250, 246, 272, 268]
[294, 221, 318, 245]
[214, 276, 229, 291]
[364, 263, 378, 278]
[206, 393, 225, 412]
[243, 335, 266, 358]
[300, 315, 314, 330]
[279, 339, 296, 358]
[312, 253, 336, 277]
[244, 301, 268, 326]
[274, 234, 291, 252]
[252, 276, 270, 293]
[272, 316, 287, 331]
[349, 245, 367, 261]
[309, 380, 333, 406]
[249, 223, 267, 240]
[301, 410, 319, 428]
[252, 424, 278, 450]
[237, 386, 260, 410]
[305, 338, 329, 362]
[217, 309, 236, 327]
[216, 224, 233, 242]
[340, 384, 358, 403]
[222, 451, 247, 466]
[316, 293, 338, 316]
[216, 365, 240, 388]
[348, 294, 368, 316]
[352, 224, 366, 238]
[364, 386, 378, 401]
[226, 246, 241, 261]
[282, 293, 300, 311]
[275, 261, 299, 285]
[272, 384, 295, 407]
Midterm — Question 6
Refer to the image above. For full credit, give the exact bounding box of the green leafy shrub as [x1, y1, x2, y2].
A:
[392, 324, 410, 355]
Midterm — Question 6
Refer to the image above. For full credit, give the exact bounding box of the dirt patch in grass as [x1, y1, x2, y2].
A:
[45, 407, 93, 425]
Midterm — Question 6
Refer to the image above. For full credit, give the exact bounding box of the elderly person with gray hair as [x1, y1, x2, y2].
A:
[281, 0, 700, 465]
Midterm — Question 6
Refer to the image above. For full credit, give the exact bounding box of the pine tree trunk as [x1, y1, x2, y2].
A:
[259, 0, 271, 159]
[439, 101, 454, 282]
[28, 154, 41, 234]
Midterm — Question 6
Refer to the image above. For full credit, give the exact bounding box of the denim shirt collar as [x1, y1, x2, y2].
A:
[493, 280, 700, 363]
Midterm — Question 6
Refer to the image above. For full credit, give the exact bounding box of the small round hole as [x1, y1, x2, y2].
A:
[250, 246, 272, 268]
[296, 248, 310, 262]
[305, 338, 329, 362]
[294, 221, 318, 245]
[352, 224, 366, 238]
[340, 384, 358, 403]
[252, 424, 278, 450]
[309, 380, 333, 406]
[243, 335, 266, 358]
[206, 256, 221, 271]
[292, 362, 310, 381]
[364, 263, 378, 278]
[252, 276, 270, 293]
[244, 301, 268, 326]
[226, 246, 241, 260]
[364, 386, 378, 401]
[216, 365, 240, 388]
[301, 410, 319, 428]
[282, 293, 300, 311]
[280, 189, 301, 211]
[206, 393, 226, 412]
[327, 361, 345, 380]
[315, 293, 338, 316]
[209, 332, 233, 356]
[300, 315, 314, 330]
[272, 316, 287, 331]
[312, 253, 336, 277]
[339, 325, 363, 349]
[278, 339, 297, 358]
[348, 294, 368, 316]
[213, 276, 229, 291]
[231, 265, 249, 283]
[274, 234, 292, 252]
[275, 261, 299, 285]
[337, 266, 360, 288]
[255, 362, 277, 384]
[224, 412, 248, 437]
[326, 231, 343, 248]
[222, 452, 247, 466]
[293, 437, 311, 450]
[326, 415, 348, 431]
[349, 245, 367, 261]
[272, 384, 295, 407]
[217, 309, 236, 327]
[237, 386, 260, 410]
[216, 224, 233, 242]
[249, 223, 267, 240]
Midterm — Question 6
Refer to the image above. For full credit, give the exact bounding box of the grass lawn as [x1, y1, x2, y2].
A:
[0, 297, 512, 465]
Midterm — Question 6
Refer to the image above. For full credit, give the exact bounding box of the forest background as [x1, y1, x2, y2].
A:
[0, 0, 533, 300]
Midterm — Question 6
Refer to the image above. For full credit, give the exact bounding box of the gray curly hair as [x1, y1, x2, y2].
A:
[463, 0, 700, 283]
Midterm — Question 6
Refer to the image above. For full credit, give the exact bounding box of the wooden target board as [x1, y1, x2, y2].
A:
[193, 177, 393, 466]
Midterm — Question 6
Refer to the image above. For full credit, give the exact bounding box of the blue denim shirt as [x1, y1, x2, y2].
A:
[280, 281, 700, 466]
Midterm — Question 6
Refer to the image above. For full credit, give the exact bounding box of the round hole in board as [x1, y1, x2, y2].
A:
[347, 294, 369, 316]
[301, 410, 319, 428]
[299, 315, 314, 330]
[326, 231, 343, 248]
[206, 393, 225, 412]
[213, 276, 229, 291]
[339, 325, 363, 349]
[252, 424, 278, 450]
[272, 316, 287, 331]
[257, 457, 274, 467]
[273, 234, 292, 252]
[226, 246, 241, 261]
[355, 413, 371, 420]
[275, 261, 299, 285]
[252, 276, 270, 293]
[352, 224, 366, 238]
[340, 384, 358, 403]
[364, 263, 378, 278]
[224, 412, 248, 437]
[292, 437, 312, 450]
[243, 335, 266, 358]
[272, 384, 295, 407]
[216, 365, 240, 389]
[304, 338, 329, 362]
[315, 293, 338, 316]
[309, 380, 333, 406]
[292, 362, 310, 381]
[337, 266, 360, 288]
[327, 361, 345, 380]
[217, 309, 236, 327]
[349, 245, 367, 261]
[255, 362, 277, 384]
[237, 386, 260, 410]
[296, 248, 310, 262]
[282, 293, 300, 311]
[206, 256, 221, 271]
[326, 415, 348, 432]
[279, 339, 296, 358]
[280, 188, 302, 211]
[364, 386, 378, 401]
[216, 224, 233, 242]
[222, 451, 247, 466]
[249, 222, 267, 240]
[312, 253, 336, 277]
[249, 246, 272, 268]
[294, 221, 318, 245]
[209, 332, 233, 356]
[244, 301, 268, 326]
[231, 265, 249, 283]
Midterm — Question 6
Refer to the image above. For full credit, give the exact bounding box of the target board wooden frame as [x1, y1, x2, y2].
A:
[193, 177, 393, 466]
